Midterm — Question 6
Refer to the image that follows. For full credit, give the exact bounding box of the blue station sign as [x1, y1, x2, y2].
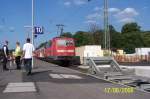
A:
[34, 26, 44, 34]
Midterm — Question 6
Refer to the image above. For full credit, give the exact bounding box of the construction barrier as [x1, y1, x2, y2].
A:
[113, 55, 150, 63]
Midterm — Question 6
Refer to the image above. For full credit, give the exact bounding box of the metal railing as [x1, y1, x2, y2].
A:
[87, 57, 135, 81]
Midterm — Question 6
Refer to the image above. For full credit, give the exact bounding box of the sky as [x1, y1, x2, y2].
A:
[0, 0, 150, 49]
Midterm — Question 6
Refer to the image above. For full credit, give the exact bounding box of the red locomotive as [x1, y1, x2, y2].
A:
[35, 37, 75, 65]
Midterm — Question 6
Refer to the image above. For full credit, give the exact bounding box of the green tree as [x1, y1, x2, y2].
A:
[120, 22, 144, 53]
[142, 31, 150, 47]
[73, 31, 92, 47]
[61, 32, 73, 38]
[92, 30, 103, 45]
[109, 25, 121, 48]
[111, 32, 123, 49]
[122, 32, 144, 54]
[88, 23, 101, 45]
[121, 22, 141, 34]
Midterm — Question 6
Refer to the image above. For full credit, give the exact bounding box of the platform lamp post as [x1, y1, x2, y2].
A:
[104, 0, 110, 56]
[32, 0, 34, 68]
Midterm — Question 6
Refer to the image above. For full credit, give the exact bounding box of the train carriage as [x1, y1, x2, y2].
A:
[35, 37, 75, 66]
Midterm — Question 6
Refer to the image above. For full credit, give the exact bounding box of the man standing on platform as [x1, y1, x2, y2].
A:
[2, 40, 9, 71]
[23, 38, 35, 75]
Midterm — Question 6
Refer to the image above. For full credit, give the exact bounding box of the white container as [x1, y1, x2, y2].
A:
[75, 45, 103, 64]
[135, 48, 150, 55]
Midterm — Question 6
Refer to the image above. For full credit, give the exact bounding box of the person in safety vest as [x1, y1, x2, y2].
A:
[15, 42, 22, 69]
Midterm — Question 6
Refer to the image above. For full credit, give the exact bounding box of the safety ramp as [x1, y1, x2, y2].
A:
[87, 57, 135, 83]
[125, 79, 150, 92]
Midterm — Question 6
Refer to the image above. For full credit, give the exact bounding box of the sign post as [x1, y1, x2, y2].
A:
[32, 0, 34, 68]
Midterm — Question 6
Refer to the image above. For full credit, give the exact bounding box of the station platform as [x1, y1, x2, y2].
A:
[0, 58, 150, 99]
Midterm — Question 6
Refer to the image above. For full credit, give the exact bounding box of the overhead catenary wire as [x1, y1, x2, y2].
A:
[56, 24, 65, 36]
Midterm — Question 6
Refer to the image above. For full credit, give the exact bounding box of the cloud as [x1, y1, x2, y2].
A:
[64, 1, 71, 6]
[64, 0, 87, 6]
[94, 7, 120, 13]
[119, 18, 135, 23]
[114, 8, 139, 23]
[94, 7, 102, 11]
[73, 0, 87, 5]
[116, 8, 138, 18]
[86, 13, 102, 20]
[108, 8, 120, 13]
[85, 12, 102, 24]
[85, 20, 97, 24]
[85, 7, 139, 24]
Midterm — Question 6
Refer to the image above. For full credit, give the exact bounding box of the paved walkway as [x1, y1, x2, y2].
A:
[0, 58, 150, 99]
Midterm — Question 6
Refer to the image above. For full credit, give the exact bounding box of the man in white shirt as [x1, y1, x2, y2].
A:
[23, 38, 35, 75]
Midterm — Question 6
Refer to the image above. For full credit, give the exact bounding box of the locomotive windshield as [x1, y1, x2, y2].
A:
[57, 39, 74, 46]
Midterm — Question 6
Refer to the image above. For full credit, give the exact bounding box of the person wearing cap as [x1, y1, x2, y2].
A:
[2, 40, 9, 70]
[15, 42, 22, 70]
[22, 38, 35, 75]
